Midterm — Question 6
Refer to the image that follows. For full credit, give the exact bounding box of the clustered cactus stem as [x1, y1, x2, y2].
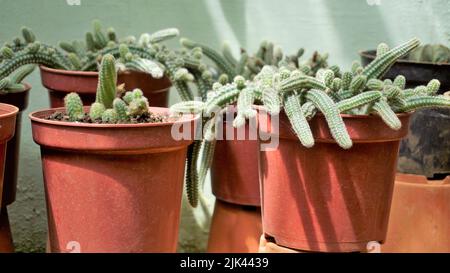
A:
[64, 55, 152, 123]
[1, 20, 215, 102]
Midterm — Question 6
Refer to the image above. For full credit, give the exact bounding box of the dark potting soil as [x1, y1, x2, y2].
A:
[45, 111, 177, 124]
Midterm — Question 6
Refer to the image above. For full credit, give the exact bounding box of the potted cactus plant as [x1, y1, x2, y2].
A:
[29, 54, 198, 253]
[180, 38, 450, 252]
[360, 43, 450, 253]
[176, 38, 332, 253]
[2, 21, 209, 108]
[0, 44, 35, 251]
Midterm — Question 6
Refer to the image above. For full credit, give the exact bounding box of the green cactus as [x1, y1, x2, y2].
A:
[128, 97, 149, 116]
[113, 98, 129, 121]
[283, 92, 315, 148]
[407, 44, 450, 63]
[399, 96, 450, 112]
[64, 92, 84, 121]
[305, 89, 352, 149]
[337, 91, 382, 113]
[362, 38, 420, 80]
[149, 28, 180, 43]
[101, 109, 119, 123]
[169, 100, 205, 114]
[96, 54, 117, 108]
[181, 38, 236, 79]
[89, 102, 106, 120]
[372, 98, 402, 130]
[279, 74, 326, 94]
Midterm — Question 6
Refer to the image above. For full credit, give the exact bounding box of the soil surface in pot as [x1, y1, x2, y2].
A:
[45, 111, 174, 124]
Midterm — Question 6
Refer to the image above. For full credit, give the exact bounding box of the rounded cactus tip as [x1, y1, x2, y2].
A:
[233, 75, 246, 89]
[101, 109, 119, 123]
[132, 88, 144, 98]
[102, 53, 116, 63]
[180, 38, 193, 47]
[89, 102, 106, 120]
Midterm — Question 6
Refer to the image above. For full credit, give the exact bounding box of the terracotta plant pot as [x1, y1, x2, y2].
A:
[258, 108, 411, 252]
[211, 111, 260, 206]
[360, 51, 450, 178]
[208, 109, 262, 253]
[0, 208, 14, 253]
[0, 103, 19, 206]
[39, 66, 171, 108]
[0, 84, 31, 206]
[259, 235, 304, 253]
[382, 174, 450, 253]
[30, 107, 197, 253]
[207, 200, 262, 253]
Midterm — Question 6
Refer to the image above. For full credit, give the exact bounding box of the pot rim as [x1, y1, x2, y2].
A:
[0, 103, 19, 118]
[39, 65, 172, 82]
[359, 50, 450, 67]
[40, 65, 99, 77]
[396, 173, 450, 186]
[0, 82, 32, 94]
[253, 105, 412, 119]
[29, 106, 198, 129]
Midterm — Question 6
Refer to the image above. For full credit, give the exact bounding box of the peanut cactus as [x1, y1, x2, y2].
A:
[63, 55, 160, 124]
[2, 21, 213, 102]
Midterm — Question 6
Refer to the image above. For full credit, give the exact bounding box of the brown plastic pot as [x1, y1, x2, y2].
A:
[257, 107, 411, 252]
[0, 103, 19, 207]
[0, 84, 31, 206]
[30, 107, 198, 253]
[207, 200, 262, 253]
[382, 174, 450, 253]
[211, 110, 260, 206]
[259, 235, 305, 253]
[39, 66, 171, 108]
[0, 208, 14, 253]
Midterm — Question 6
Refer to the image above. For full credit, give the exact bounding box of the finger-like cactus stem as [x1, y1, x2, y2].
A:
[279, 74, 326, 94]
[89, 102, 106, 120]
[426, 79, 440, 95]
[283, 93, 315, 148]
[337, 91, 382, 113]
[113, 98, 129, 121]
[372, 98, 402, 130]
[149, 28, 179, 43]
[393, 75, 406, 89]
[64, 92, 84, 121]
[180, 38, 236, 78]
[101, 109, 119, 123]
[362, 38, 420, 80]
[185, 140, 201, 207]
[21, 27, 36, 44]
[399, 96, 450, 112]
[96, 54, 117, 108]
[306, 89, 352, 149]
[170, 100, 205, 114]
[128, 97, 149, 116]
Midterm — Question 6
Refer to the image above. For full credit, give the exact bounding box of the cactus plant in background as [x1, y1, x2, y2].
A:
[171, 37, 450, 207]
[62, 54, 156, 124]
[0, 21, 212, 101]
[172, 40, 335, 207]
[406, 44, 450, 63]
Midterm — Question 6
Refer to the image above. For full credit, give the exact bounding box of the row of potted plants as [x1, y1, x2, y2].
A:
[171, 38, 450, 253]
[0, 20, 449, 252]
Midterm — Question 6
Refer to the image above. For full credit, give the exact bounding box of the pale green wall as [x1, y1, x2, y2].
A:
[0, 0, 449, 252]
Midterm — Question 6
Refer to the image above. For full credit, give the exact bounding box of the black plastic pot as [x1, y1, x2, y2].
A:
[360, 51, 450, 178]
